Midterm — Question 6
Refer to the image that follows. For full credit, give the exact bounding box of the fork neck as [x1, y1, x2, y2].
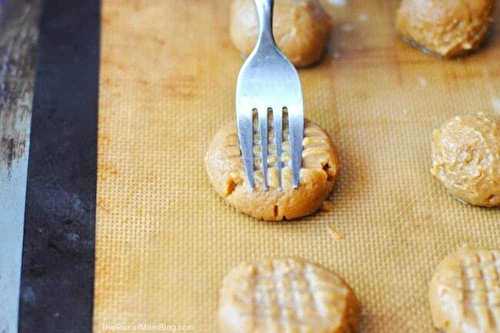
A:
[254, 0, 276, 49]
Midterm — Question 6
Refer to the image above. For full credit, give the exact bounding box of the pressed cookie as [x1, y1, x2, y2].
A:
[205, 119, 339, 221]
[430, 248, 500, 333]
[218, 258, 360, 333]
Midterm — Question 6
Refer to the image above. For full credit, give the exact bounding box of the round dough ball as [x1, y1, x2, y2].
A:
[205, 119, 339, 221]
[218, 258, 360, 333]
[429, 248, 500, 333]
[431, 113, 500, 207]
[396, 0, 495, 58]
[230, 0, 332, 67]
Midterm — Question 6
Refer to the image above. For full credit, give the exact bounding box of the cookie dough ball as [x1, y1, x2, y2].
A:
[205, 120, 339, 221]
[230, 0, 332, 67]
[396, 0, 495, 57]
[431, 113, 500, 207]
[429, 248, 500, 333]
[218, 258, 360, 333]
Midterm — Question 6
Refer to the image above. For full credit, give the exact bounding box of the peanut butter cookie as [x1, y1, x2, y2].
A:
[431, 113, 500, 207]
[230, 0, 332, 67]
[430, 248, 500, 333]
[205, 119, 339, 221]
[218, 258, 360, 333]
[396, 0, 495, 58]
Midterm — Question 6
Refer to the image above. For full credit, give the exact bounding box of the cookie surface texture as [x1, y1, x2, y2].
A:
[431, 113, 500, 207]
[396, 0, 495, 57]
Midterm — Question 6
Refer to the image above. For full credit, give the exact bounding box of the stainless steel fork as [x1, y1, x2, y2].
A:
[236, 0, 304, 191]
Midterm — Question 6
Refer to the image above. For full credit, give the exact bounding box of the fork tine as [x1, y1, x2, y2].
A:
[288, 108, 303, 188]
[237, 111, 255, 190]
[273, 106, 283, 190]
[258, 107, 269, 190]
[236, 0, 304, 191]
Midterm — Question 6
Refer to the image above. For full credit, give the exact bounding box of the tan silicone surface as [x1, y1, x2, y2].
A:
[94, 1, 500, 332]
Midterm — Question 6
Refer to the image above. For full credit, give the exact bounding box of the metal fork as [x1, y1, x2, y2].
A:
[236, 0, 304, 191]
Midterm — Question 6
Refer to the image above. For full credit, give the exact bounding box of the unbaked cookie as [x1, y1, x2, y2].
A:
[218, 258, 360, 333]
[205, 119, 339, 221]
[431, 113, 500, 207]
[230, 0, 332, 67]
[396, 0, 495, 58]
[429, 248, 500, 333]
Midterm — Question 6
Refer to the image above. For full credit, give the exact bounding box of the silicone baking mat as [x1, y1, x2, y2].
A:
[94, 1, 500, 331]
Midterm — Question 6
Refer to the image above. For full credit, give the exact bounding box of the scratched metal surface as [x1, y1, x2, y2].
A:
[0, 0, 40, 332]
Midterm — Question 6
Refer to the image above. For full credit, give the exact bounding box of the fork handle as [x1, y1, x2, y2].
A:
[254, 0, 275, 49]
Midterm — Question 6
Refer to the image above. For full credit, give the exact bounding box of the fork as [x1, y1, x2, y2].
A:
[236, 0, 304, 191]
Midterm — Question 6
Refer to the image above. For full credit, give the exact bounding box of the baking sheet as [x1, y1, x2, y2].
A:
[94, 1, 500, 331]
[18, 0, 100, 332]
[0, 1, 39, 331]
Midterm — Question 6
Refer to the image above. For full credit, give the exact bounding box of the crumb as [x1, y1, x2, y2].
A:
[417, 76, 428, 87]
[459, 243, 472, 250]
[358, 13, 368, 22]
[328, 226, 344, 240]
[340, 23, 355, 32]
[321, 201, 335, 212]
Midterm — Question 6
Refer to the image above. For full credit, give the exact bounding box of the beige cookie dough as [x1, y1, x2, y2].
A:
[205, 119, 339, 221]
[429, 248, 500, 333]
[431, 113, 500, 207]
[218, 258, 360, 333]
[396, 0, 495, 58]
[230, 0, 332, 67]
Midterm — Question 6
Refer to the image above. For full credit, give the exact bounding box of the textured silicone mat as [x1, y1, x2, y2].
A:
[95, 1, 500, 332]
